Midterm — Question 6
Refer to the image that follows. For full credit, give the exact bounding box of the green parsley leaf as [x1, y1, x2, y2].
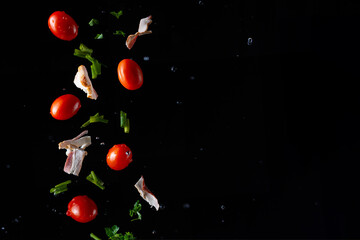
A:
[129, 200, 142, 221]
[86, 171, 105, 190]
[81, 113, 108, 128]
[89, 18, 99, 26]
[110, 10, 123, 19]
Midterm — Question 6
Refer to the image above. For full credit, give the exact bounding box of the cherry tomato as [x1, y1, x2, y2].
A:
[66, 195, 98, 223]
[50, 94, 81, 120]
[117, 59, 143, 90]
[48, 11, 78, 41]
[106, 144, 133, 171]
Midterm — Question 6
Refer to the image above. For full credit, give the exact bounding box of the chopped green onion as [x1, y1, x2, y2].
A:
[120, 110, 130, 133]
[86, 171, 105, 190]
[124, 118, 130, 134]
[113, 30, 126, 37]
[74, 43, 103, 79]
[94, 33, 104, 39]
[50, 180, 71, 195]
[79, 43, 93, 55]
[89, 18, 99, 26]
[81, 113, 108, 128]
[110, 10, 123, 19]
[90, 233, 102, 240]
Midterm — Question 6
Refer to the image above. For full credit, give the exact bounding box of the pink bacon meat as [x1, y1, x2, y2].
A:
[126, 15, 152, 50]
[134, 175, 159, 210]
[58, 130, 91, 176]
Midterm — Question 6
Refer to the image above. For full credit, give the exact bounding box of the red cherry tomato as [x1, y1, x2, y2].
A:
[50, 94, 81, 120]
[117, 59, 143, 90]
[48, 11, 78, 41]
[66, 195, 98, 223]
[106, 144, 133, 171]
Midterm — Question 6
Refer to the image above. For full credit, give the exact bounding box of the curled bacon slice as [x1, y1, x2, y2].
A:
[58, 130, 91, 176]
[126, 15, 152, 50]
[134, 176, 159, 211]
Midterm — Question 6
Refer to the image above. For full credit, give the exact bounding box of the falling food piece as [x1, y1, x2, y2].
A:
[134, 176, 159, 211]
[126, 15, 152, 50]
[59, 130, 92, 176]
[74, 65, 98, 100]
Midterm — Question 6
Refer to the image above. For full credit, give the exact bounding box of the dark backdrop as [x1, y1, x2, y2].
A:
[1, 0, 360, 239]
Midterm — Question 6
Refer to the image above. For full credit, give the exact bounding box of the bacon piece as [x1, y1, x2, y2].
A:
[134, 176, 159, 210]
[126, 15, 152, 50]
[59, 130, 91, 176]
[74, 65, 98, 100]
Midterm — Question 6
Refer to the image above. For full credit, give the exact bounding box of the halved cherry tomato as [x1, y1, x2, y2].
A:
[117, 59, 143, 90]
[48, 11, 78, 41]
[50, 94, 81, 120]
[106, 144, 133, 171]
[66, 195, 98, 223]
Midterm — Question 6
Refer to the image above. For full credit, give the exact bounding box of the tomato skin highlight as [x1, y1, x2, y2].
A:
[66, 195, 98, 223]
[117, 59, 143, 90]
[50, 94, 81, 120]
[106, 144, 133, 171]
[48, 11, 78, 41]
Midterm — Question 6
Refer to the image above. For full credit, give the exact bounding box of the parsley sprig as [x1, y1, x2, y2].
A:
[129, 200, 142, 221]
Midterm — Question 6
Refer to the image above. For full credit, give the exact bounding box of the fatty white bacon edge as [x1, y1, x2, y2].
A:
[59, 130, 92, 176]
[126, 15, 152, 50]
[134, 176, 159, 211]
[74, 65, 98, 100]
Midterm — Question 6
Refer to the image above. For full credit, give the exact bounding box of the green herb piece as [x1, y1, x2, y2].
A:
[81, 113, 109, 128]
[120, 110, 130, 133]
[94, 33, 104, 39]
[105, 225, 135, 240]
[89, 18, 99, 26]
[110, 10, 123, 19]
[86, 171, 105, 190]
[79, 43, 94, 55]
[90, 233, 102, 240]
[129, 200, 142, 221]
[50, 180, 71, 195]
[113, 30, 126, 37]
[74, 43, 103, 79]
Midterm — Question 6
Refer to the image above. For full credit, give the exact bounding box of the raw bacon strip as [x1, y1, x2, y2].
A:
[134, 176, 159, 211]
[59, 130, 91, 176]
[74, 65, 98, 100]
[126, 15, 152, 50]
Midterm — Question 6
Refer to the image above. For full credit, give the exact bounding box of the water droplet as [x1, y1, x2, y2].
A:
[247, 37, 253, 46]
[62, 88, 66, 91]
[159, 204, 166, 210]
[199, 147, 204, 151]
[189, 75, 195, 80]
[100, 142, 105, 146]
[152, 230, 157, 235]
[198, 0, 205, 6]
[220, 219, 225, 223]
[183, 203, 191, 209]
[125, 151, 131, 156]
[176, 100, 183, 105]
[170, 66, 178, 72]
[95, 136, 100, 140]
[220, 205, 226, 210]
[143, 56, 150, 61]
[5, 164, 10, 169]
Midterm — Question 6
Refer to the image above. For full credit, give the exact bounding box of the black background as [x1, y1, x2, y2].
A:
[1, 0, 360, 239]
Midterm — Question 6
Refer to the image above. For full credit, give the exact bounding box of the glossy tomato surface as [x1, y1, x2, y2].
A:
[117, 59, 143, 90]
[106, 144, 133, 171]
[50, 94, 81, 120]
[48, 11, 78, 41]
[66, 195, 98, 223]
